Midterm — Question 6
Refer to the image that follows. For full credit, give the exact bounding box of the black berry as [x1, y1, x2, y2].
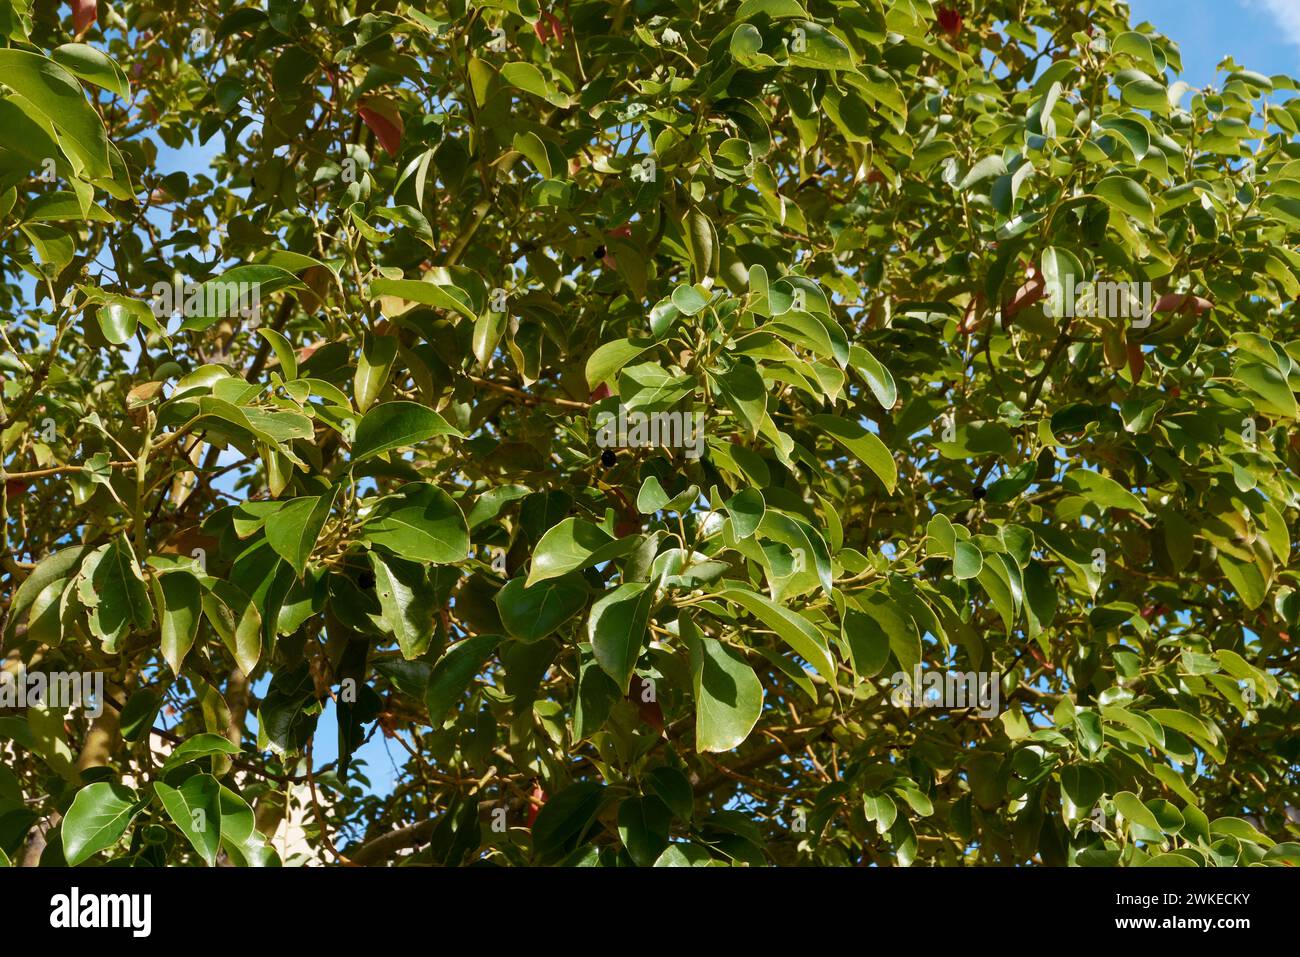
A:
[600, 449, 617, 468]
[593, 244, 606, 259]
[971, 484, 986, 501]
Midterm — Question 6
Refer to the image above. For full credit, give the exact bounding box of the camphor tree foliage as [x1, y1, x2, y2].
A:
[0, 0, 1298, 869]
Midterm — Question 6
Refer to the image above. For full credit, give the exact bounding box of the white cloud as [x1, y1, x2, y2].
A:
[1252, 0, 1300, 47]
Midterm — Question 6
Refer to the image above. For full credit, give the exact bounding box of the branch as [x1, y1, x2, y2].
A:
[345, 819, 435, 866]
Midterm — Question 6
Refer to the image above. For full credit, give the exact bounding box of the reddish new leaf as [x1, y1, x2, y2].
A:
[72, 0, 97, 35]
[358, 99, 404, 158]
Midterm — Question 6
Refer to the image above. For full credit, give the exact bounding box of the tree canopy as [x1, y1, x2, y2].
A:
[1, 0, 1298, 867]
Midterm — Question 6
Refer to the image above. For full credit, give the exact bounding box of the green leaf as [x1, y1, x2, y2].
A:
[712, 362, 767, 436]
[51, 43, 130, 100]
[531, 781, 608, 864]
[585, 337, 652, 390]
[1061, 469, 1147, 514]
[1111, 32, 1157, 71]
[636, 475, 671, 513]
[1023, 561, 1058, 635]
[363, 483, 470, 564]
[684, 615, 763, 752]
[351, 400, 462, 462]
[958, 155, 1007, 192]
[368, 277, 475, 318]
[1216, 553, 1267, 610]
[354, 331, 398, 412]
[265, 492, 335, 575]
[473, 309, 506, 366]
[670, 283, 710, 316]
[201, 580, 262, 674]
[257, 327, 298, 379]
[588, 582, 655, 693]
[96, 300, 137, 345]
[953, 540, 983, 580]
[370, 552, 438, 659]
[512, 130, 552, 177]
[856, 594, 922, 676]
[155, 773, 222, 866]
[737, 0, 808, 19]
[724, 488, 765, 539]
[1039, 246, 1084, 318]
[925, 513, 956, 558]
[4, 545, 93, 642]
[811, 414, 897, 492]
[645, 766, 694, 822]
[1210, 816, 1275, 847]
[1114, 791, 1163, 834]
[787, 21, 855, 70]
[1094, 175, 1155, 226]
[850, 346, 897, 410]
[842, 608, 891, 679]
[1059, 765, 1103, 810]
[1233, 360, 1297, 418]
[654, 843, 716, 866]
[425, 634, 501, 725]
[495, 574, 588, 642]
[161, 732, 242, 773]
[526, 518, 638, 586]
[500, 61, 554, 100]
[0, 49, 110, 178]
[177, 266, 307, 331]
[77, 536, 153, 650]
[719, 587, 836, 681]
[62, 782, 142, 866]
[683, 206, 719, 284]
[618, 796, 672, 867]
[118, 688, 162, 744]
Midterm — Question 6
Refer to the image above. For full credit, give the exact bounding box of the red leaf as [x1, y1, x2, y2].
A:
[544, 11, 565, 43]
[358, 100, 404, 158]
[526, 782, 546, 828]
[936, 7, 962, 36]
[1127, 342, 1145, 382]
[1153, 292, 1212, 315]
[629, 675, 664, 734]
[532, 18, 551, 43]
[5, 480, 27, 498]
[958, 293, 986, 336]
[1002, 267, 1046, 324]
[71, 0, 96, 36]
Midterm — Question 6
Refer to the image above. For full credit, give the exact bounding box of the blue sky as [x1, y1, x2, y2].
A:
[1129, 0, 1300, 84]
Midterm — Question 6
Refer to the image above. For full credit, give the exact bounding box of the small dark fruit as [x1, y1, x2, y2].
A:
[600, 449, 617, 468]
[971, 484, 986, 501]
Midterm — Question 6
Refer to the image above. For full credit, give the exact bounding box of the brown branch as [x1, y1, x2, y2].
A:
[465, 375, 591, 410]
